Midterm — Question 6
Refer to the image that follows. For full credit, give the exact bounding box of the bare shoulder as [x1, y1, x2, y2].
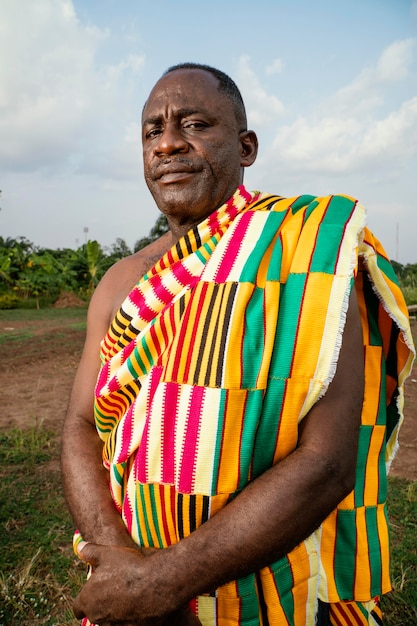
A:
[93, 230, 173, 323]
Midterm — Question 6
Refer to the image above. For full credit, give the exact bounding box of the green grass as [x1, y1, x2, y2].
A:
[381, 479, 417, 624]
[0, 424, 83, 625]
[0, 308, 87, 322]
[0, 308, 87, 345]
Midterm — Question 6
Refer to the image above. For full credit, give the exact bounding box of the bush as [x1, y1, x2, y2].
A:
[0, 293, 20, 309]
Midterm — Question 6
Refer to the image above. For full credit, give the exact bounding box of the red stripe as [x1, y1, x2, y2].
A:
[214, 210, 254, 283]
[178, 386, 205, 493]
[159, 484, 171, 546]
[116, 404, 134, 463]
[182, 283, 209, 382]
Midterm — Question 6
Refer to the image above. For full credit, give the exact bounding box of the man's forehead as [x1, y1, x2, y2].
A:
[143, 69, 222, 115]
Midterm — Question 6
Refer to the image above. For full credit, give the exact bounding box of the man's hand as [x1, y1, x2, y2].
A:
[73, 542, 202, 626]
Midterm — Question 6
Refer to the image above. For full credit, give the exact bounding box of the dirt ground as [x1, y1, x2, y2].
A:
[0, 315, 416, 481]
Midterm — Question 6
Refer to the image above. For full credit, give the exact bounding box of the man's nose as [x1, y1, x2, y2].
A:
[154, 124, 188, 155]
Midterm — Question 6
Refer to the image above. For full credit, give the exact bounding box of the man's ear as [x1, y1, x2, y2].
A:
[239, 130, 258, 168]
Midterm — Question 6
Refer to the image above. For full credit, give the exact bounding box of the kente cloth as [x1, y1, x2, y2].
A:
[78, 185, 415, 626]
[317, 597, 383, 625]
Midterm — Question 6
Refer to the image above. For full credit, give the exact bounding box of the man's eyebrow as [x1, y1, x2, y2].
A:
[142, 108, 214, 126]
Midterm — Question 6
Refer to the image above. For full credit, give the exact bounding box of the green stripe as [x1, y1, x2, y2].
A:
[148, 484, 164, 548]
[211, 389, 227, 495]
[366, 506, 383, 597]
[137, 483, 154, 546]
[334, 509, 356, 598]
[127, 347, 147, 378]
[236, 574, 261, 623]
[376, 252, 400, 287]
[272, 556, 295, 622]
[240, 212, 287, 284]
[309, 197, 355, 274]
[238, 390, 264, 490]
[270, 273, 307, 379]
[290, 195, 316, 214]
[252, 378, 287, 478]
[140, 335, 154, 369]
[242, 287, 266, 388]
[354, 426, 373, 508]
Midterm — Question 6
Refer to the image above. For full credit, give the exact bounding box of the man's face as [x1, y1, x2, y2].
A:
[142, 69, 257, 227]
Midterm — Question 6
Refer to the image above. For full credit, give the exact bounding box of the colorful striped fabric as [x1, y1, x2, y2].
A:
[84, 186, 414, 625]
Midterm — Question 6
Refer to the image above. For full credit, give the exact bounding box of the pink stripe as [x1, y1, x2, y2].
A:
[129, 289, 159, 324]
[170, 259, 196, 286]
[149, 273, 174, 305]
[136, 368, 163, 483]
[161, 382, 179, 484]
[178, 386, 205, 493]
[116, 404, 134, 463]
[122, 490, 133, 533]
[214, 210, 254, 283]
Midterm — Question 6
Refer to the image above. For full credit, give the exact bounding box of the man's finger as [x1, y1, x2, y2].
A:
[76, 540, 101, 567]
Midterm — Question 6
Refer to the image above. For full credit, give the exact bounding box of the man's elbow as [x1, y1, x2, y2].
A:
[324, 449, 358, 504]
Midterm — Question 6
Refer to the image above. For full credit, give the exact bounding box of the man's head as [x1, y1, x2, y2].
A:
[164, 63, 248, 132]
[141, 64, 258, 233]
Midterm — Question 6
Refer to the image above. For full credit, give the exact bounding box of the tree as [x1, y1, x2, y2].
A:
[134, 214, 169, 252]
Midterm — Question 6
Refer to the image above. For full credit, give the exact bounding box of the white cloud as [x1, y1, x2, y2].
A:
[236, 56, 285, 127]
[0, 0, 145, 175]
[265, 58, 284, 76]
[327, 38, 416, 116]
[376, 38, 416, 82]
[265, 40, 417, 177]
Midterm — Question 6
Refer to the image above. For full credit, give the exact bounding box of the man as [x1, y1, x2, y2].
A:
[61, 63, 415, 626]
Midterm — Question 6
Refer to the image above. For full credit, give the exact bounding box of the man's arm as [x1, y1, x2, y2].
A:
[61, 269, 137, 547]
[61, 233, 174, 547]
[73, 288, 364, 624]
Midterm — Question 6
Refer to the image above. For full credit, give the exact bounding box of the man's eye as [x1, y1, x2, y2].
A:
[183, 121, 206, 130]
[146, 128, 162, 138]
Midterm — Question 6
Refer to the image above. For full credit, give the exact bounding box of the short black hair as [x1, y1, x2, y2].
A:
[164, 62, 247, 131]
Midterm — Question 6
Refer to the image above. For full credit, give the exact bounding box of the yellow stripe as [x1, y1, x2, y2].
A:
[318, 511, 339, 601]
[279, 208, 306, 283]
[217, 581, 242, 625]
[363, 426, 385, 505]
[292, 273, 333, 380]
[354, 507, 371, 598]
[259, 567, 290, 625]
[290, 201, 327, 274]
[193, 387, 222, 494]
[378, 503, 392, 593]
[256, 281, 281, 389]
[216, 390, 247, 494]
[362, 346, 383, 426]
[222, 283, 255, 388]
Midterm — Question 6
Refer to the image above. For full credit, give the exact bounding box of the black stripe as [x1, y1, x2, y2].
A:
[189, 495, 197, 533]
[202, 495, 210, 524]
[193, 284, 219, 385]
[371, 609, 383, 626]
[177, 493, 184, 539]
[216, 282, 238, 387]
[184, 233, 193, 255]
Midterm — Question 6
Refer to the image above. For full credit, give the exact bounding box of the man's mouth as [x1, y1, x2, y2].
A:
[155, 160, 198, 183]
[158, 170, 194, 183]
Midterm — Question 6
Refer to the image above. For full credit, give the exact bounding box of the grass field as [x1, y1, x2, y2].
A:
[0, 308, 416, 625]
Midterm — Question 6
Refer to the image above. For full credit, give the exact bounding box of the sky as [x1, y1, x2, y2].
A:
[1, 0, 416, 263]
